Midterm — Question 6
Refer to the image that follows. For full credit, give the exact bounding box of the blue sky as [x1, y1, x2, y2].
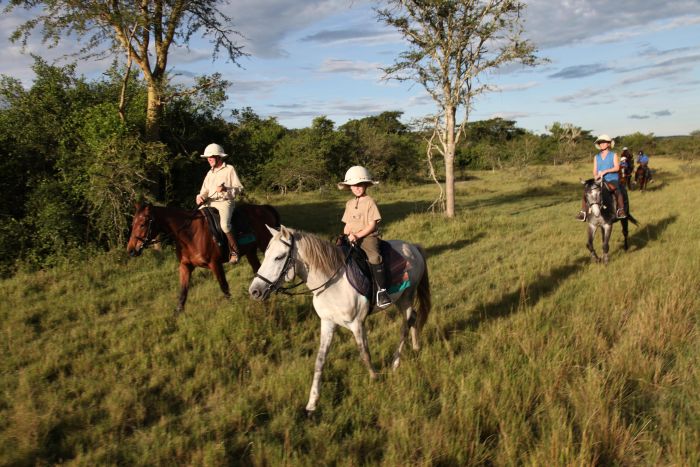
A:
[2, 0, 699, 137]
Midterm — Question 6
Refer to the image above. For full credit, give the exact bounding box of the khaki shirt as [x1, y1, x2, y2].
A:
[342, 195, 381, 237]
[199, 163, 243, 201]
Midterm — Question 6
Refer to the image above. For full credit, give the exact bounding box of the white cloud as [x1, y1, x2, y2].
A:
[220, 0, 363, 59]
[523, 1, 700, 49]
[493, 82, 540, 92]
[317, 59, 383, 79]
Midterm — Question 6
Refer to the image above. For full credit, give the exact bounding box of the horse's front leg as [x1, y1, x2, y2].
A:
[177, 262, 194, 313]
[586, 224, 599, 262]
[210, 261, 230, 299]
[306, 319, 336, 414]
[349, 319, 378, 381]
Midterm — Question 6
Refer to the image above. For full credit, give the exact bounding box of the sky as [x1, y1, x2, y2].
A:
[1, 0, 699, 137]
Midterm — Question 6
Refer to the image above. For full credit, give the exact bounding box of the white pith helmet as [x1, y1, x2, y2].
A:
[201, 143, 228, 158]
[337, 165, 378, 190]
[594, 134, 615, 150]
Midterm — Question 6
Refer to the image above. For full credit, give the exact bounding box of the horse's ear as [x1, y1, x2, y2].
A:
[266, 224, 280, 236]
[279, 225, 291, 239]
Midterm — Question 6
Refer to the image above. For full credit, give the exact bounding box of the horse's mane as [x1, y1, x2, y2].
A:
[289, 229, 344, 277]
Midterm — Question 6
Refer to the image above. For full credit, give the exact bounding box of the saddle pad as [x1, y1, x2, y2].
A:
[201, 207, 257, 249]
[345, 241, 411, 300]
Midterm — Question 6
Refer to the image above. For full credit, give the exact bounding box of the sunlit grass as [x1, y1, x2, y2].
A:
[1, 157, 698, 465]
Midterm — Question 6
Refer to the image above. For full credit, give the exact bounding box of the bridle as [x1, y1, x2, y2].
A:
[253, 234, 349, 298]
[253, 236, 300, 298]
[586, 181, 603, 209]
[133, 212, 159, 254]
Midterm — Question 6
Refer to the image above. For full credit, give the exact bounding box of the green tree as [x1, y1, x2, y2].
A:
[227, 108, 287, 186]
[262, 117, 350, 193]
[340, 111, 420, 182]
[6, 0, 246, 141]
[378, 0, 541, 217]
[619, 132, 656, 156]
[546, 122, 591, 165]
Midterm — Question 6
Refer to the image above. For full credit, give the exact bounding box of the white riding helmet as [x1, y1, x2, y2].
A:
[201, 143, 228, 158]
[594, 134, 615, 150]
[337, 165, 378, 190]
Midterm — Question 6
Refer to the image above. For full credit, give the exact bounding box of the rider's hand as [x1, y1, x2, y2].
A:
[216, 184, 226, 193]
[196, 194, 204, 205]
[348, 233, 358, 244]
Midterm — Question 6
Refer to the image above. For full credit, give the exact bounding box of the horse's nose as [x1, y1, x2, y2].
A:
[250, 288, 261, 300]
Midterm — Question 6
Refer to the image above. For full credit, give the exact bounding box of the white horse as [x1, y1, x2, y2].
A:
[248, 225, 431, 413]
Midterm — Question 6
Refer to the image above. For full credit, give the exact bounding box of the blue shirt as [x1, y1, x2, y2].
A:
[638, 154, 649, 164]
[596, 151, 619, 182]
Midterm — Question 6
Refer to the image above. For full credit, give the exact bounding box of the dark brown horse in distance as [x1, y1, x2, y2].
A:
[127, 202, 280, 312]
[635, 165, 651, 191]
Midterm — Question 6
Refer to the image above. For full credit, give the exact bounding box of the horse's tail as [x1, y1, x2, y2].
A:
[414, 244, 431, 332]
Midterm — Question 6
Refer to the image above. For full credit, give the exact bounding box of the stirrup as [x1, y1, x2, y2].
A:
[376, 289, 392, 308]
[616, 209, 626, 219]
[575, 211, 587, 222]
[229, 251, 239, 264]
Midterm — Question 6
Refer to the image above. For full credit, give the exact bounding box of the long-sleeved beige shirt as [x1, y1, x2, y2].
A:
[198, 163, 244, 201]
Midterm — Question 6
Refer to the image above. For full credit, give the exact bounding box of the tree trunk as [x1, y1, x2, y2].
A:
[145, 83, 162, 142]
[444, 105, 457, 218]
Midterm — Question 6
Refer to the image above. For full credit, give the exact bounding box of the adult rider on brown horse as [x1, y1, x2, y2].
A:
[195, 143, 244, 263]
[575, 134, 627, 221]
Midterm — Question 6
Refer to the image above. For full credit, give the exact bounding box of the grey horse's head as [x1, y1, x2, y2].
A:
[582, 178, 603, 218]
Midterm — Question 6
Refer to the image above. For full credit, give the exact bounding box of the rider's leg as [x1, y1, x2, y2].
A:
[362, 236, 391, 308]
[218, 201, 239, 263]
[607, 182, 626, 218]
[575, 190, 588, 221]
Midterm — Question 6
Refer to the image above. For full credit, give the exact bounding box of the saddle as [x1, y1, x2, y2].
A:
[600, 182, 628, 218]
[200, 206, 257, 258]
[336, 236, 411, 310]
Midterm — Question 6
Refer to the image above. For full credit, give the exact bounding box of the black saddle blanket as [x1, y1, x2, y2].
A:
[338, 239, 411, 303]
[200, 206, 257, 257]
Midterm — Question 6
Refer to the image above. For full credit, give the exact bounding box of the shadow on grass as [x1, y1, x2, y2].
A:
[442, 215, 678, 338]
[456, 181, 582, 212]
[424, 232, 486, 257]
[628, 215, 677, 251]
[442, 257, 590, 339]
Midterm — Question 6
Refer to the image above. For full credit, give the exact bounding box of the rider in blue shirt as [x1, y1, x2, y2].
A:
[637, 150, 652, 182]
[576, 134, 627, 221]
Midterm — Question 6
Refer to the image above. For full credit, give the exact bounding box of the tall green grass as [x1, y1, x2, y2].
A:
[1, 157, 698, 465]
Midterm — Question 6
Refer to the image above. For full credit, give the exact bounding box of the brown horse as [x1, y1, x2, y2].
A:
[127, 202, 280, 312]
[635, 165, 650, 191]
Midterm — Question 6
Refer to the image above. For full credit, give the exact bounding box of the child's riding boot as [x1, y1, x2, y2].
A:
[371, 262, 392, 309]
[225, 232, 240, 264]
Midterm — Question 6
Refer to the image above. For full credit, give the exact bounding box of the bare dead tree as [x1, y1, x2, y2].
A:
[377, 0, 541, 217]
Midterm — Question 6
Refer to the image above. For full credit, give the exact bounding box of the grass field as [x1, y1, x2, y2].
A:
[1, 157, 698, 465]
